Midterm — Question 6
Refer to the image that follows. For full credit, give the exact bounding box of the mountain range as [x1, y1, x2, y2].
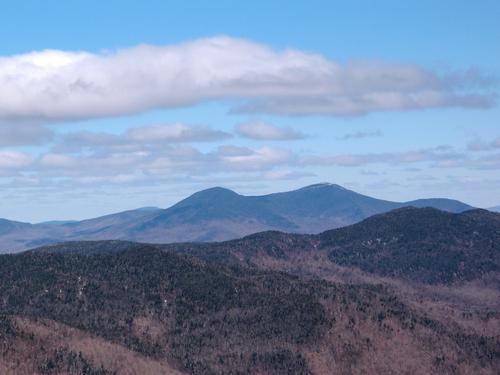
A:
[38, 206, 500, 288]
[1, 206, 499, 374]
[0, 183, 474, 252]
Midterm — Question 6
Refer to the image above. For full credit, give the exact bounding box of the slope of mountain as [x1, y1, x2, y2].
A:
[158, 207, 500, 291]
[405, 198, 475, 212]
[0, 207, 162, 252]
[0, 184, 474, 252]
[155, 183, 472, 238]
[0, 218, 32, 236]
[129, 187, 300, 243]
[1, 246, 499, 375]
[0, 219, 62, 250]
[60, 206, 163, 238]
[321, 207, 500, 283]
[38, 207, 500, 287]
[489, 205, 500, 213]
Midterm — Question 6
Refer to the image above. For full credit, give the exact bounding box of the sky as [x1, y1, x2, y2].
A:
[0, 0, 499, 222]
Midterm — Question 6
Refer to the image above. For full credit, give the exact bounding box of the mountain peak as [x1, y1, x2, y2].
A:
[193, 186, 240, 198]
[299, 183, 345, 191]
[0, 184, 474, 252]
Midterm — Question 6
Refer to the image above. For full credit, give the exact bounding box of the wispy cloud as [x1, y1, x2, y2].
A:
[126, 124, 231, 143]
[235, 122, 305, 140]
[0, 36, 494, 123]
[2, 134, 499, 194]
[0, 151, 35, 169]
[300, 147, 468, 168]
[467, 136, 500, 151]
[301, 147, 500, 170]
[338, 130, 382, 140]
[54, 123, 231, 153]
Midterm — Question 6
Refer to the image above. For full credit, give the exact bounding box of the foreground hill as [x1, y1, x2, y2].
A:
[43, 207, 499, 286]
[0, 183, 473, 252]
[1, 246, 499, 375]
[321, 207, 500, 284]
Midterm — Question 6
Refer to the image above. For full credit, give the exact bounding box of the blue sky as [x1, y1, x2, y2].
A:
[0, 0, 499, 222]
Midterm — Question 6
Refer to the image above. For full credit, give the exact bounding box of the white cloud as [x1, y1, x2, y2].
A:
[0, 124, 54, 146]
[217, 146, 292, 170]
[2, 137, 499, 191]
[234, 90, 493, 116]
[0, 36, 493, 122]
[126, 123, 231, 143]
[262, 170, 316, 180]
[300, 148, 467, 167]
[235, 122, 305, 140]
[55, 123, 231, 153]
[0, 150, 35, 175]
[21, 142, 294, 180]
[75, 174, 146, 185]
[0, 151, 34, 169]
[39, 153, 78, 168]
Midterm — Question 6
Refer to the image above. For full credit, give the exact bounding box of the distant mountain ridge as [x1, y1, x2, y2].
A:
[0, 183, 473, 252]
